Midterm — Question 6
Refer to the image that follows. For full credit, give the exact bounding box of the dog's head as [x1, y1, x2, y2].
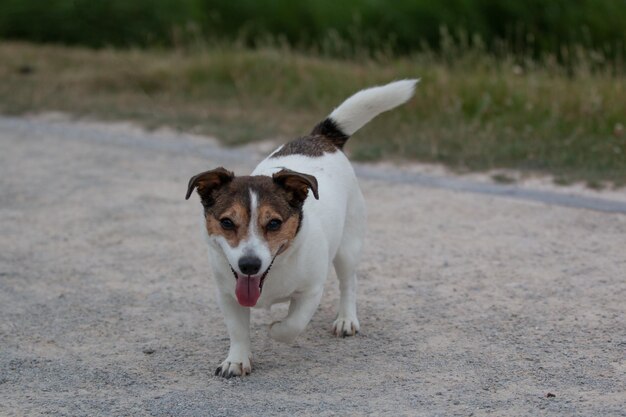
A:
[186, 167, 318, 307]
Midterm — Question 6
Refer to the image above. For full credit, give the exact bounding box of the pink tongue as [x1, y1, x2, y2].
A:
[235, 276, 261, 307]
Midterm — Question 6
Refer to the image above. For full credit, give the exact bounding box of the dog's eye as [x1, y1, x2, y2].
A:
[266, 219, 282, 231]
[220, 218, 236, 230]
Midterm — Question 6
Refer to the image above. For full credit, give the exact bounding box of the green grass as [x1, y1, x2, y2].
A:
[0, 41, 624, 185]
[2, 0, 625, 61]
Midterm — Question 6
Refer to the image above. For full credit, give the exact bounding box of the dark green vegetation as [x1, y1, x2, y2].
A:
[1, 1, 625, 185]
[1, 0, 625, 61]
[1, 42, 624, 185]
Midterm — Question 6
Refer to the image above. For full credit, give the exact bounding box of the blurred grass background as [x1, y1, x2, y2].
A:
[2, 0, 625, 60]
[0, 1, 625, 185]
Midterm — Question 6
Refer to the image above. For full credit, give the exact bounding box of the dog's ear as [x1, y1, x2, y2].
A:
[272, 169, 319, 205]
[185, 167, 234, 203]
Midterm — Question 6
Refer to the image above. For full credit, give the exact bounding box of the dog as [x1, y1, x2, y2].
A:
[186, 79, 418, 377]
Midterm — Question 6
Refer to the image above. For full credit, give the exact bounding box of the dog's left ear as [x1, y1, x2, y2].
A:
[273, 169, 319, 205]
[185, 167, 234, 201]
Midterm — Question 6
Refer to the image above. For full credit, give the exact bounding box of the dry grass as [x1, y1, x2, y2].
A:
[1, 41, 624, 185]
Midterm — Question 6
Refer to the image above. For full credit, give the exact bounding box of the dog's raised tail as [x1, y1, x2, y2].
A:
[311, 79, 419, 149]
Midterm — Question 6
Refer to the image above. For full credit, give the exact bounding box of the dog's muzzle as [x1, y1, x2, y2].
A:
[230, 245, 283, 307]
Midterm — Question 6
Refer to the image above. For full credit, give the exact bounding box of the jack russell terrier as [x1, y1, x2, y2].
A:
[186, 79, 418, 377]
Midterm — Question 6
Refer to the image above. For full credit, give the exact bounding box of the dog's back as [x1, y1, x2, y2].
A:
[252, 79, 418, 256]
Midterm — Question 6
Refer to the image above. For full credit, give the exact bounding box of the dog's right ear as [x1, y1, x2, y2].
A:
[272, 168, 319, 206]
[185, 167, 234, 202]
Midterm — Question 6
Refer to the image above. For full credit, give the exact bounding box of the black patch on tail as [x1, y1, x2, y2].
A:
[311, 118, 350, 149]
[270, 117, 351, 159]
[270, 135, 337, 158]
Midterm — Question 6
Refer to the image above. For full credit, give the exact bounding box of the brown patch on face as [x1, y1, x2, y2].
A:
[197, 173, 316, 255]
[257, 204, 301, 254]
[201, 177, 252, 248]
[205, 202, 250, 248]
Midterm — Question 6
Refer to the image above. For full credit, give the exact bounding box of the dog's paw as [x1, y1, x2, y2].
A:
[332, 316, 360, 338]
[269, 321, 299, 344]
[214, 357, 252, 378]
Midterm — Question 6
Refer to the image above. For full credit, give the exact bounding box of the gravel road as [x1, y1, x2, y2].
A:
[1, 115, 625, 416]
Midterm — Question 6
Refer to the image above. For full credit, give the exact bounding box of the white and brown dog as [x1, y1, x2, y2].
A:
[186, 79, 417, 377]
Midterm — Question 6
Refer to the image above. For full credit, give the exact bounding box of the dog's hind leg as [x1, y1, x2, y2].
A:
[332, 189, 366, 337]
[270, 285, 324, 344]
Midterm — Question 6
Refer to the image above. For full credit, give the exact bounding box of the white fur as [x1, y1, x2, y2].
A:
[329, 79, 419, 135]
[204, 80, 417, 377]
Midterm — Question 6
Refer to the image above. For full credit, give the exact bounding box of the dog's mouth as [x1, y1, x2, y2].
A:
[230, 246, 282, 307]
[229, 267, 270, 307]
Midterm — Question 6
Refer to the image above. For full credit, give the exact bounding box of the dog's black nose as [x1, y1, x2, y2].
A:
[239, 256, 262, 276]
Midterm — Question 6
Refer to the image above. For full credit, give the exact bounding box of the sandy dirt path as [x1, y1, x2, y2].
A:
[1, 115, 625, 416]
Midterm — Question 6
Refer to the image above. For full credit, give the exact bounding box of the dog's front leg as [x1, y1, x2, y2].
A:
[215, 292, 252, 378]
[270, 287, 324, 344]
